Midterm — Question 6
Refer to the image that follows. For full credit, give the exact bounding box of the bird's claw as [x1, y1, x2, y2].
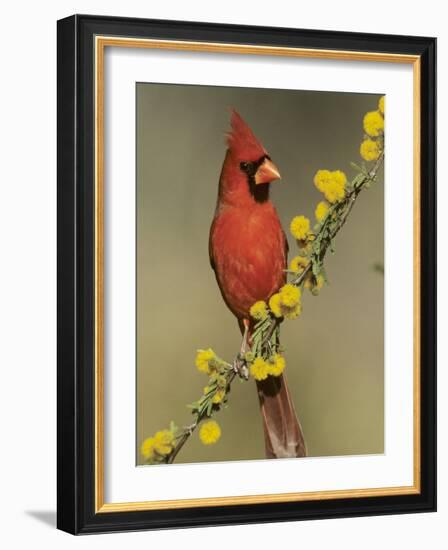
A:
[233, 355, 249, 380]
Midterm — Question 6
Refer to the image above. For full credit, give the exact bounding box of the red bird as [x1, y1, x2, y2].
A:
[209, 110, 306, 458]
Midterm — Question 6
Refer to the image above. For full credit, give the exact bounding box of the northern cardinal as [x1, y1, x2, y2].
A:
[209, 110, 306, 458]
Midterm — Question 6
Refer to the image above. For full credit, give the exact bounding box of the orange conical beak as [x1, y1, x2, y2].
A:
[254, 158, 281, 185]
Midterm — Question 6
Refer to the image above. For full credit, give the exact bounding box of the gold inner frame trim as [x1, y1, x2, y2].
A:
[94, 35, 421, 513]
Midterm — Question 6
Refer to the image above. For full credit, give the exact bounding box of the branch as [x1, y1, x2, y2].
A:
[166, 371, 237, 464]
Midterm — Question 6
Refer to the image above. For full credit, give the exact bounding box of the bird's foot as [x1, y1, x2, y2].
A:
[233, 318, 251, 380]
[233, 354, 249, 380]
[240, 318, 251, 355]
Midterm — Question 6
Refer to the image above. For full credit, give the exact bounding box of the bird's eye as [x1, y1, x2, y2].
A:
[240, 161, 256, 174]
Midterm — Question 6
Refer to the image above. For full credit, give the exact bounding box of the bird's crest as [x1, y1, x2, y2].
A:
[226, 110, 267, 161]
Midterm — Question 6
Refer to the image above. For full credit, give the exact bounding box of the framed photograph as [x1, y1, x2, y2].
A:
[57, 14, 436, 534]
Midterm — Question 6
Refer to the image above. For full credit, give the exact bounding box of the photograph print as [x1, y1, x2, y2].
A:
[136, 83, 385, 466]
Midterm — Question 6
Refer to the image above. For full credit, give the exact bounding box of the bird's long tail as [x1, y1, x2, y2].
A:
[256, 373, 307, 458]
[239, 319, 306, 459]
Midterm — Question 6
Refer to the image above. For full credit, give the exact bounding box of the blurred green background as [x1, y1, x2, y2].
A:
[136, 83, 384, 465]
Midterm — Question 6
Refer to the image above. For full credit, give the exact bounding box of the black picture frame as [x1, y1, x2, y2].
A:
[57, 14, 436, 534]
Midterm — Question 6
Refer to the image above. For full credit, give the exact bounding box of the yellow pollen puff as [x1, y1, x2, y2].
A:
[279, 283, 301, 308]
[315, 274, 325, 291]
[332, 170, 347, 188]
[269, 292, 302, 320]
[323, 181, 345, 204]
[360, 138, 381, 161]
[315, 201, 330, 223]
[290, 215, 311, 241]
[304, 273, 313, 290]
[314, 169, 333, 192]
[268, 353, 286, 377]
[212, 389, 225, 404]
[378, 96, 385, 114]
[314, 170, 347, 204]
[304, 273, 325, 295]
[199, 420, 221, 445]
[282, 302, 302, 320]
[289, 255, 309, 273]
[249, 300, 268, 321]
[153, 430, 175, 456]
[195, 348, 215, 374]
[249, 357, 270, 381]
[140, 437, 156, 460]
[269, 293, 283, 318]
[269, 289, 302, 319]
[363, 110, 384, 137]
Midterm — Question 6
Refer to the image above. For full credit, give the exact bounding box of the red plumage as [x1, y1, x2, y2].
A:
[209, 110, 287, 320]
[226, 109, 268, 163]
[209, 110, 306, 459]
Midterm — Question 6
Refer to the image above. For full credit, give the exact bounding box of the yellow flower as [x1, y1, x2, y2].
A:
[269, 293, 283, 318]
[363, 110, 384, 137]
[153, 430, 175, 456]
[269, 290, 302, 320]
[199, 420, 221, 445]
[314, 170, 347, 204]
[268, 353, 286, 377]
[212, 389, 225, 404]
[360, 138, 381, 161]
[332, 170, 347, 188]
[279, 283, 301, 308]
[304, 273, 313, 290]
[195, 348, 215, 374]
[315, 201, 329, 223]
[141, 437, 156, 460]
[304, 273, 325, 295]
[249, 357, 270, 381]
[290, 215, 310, 240]
[323, 179, 346, 204]
[314, 169, 333, 193]
[378, 95, 385, 114]
[282, 303, 302, 320]
[289, 255, 309, 273]
[249, 300, 268, 321]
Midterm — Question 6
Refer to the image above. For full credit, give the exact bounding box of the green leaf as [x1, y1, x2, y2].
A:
[206, 400, 213, 416]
